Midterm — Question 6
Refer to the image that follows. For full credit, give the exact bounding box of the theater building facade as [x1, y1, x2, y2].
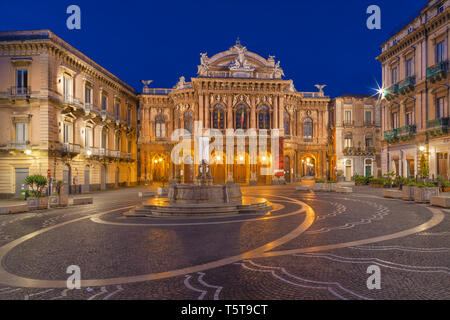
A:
[139, 41, 330, 185]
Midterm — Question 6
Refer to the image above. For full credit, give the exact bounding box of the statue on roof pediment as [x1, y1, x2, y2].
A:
[229, 46, 255, 71]
[175, 76, 186, 89]
[198, 52, 210, 76]
[273, 61, 284, 79]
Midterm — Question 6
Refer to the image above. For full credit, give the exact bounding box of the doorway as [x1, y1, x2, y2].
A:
[63, 165, 71, 194]
[284, 156, 291, 183]
[437, 152, 448, 178]
[345, 159, 352, 181]
[15, 168, 29, 198]
[84, 166, 90, 193]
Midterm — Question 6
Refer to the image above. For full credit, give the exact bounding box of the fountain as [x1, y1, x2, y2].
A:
[131, 161, 272, 216]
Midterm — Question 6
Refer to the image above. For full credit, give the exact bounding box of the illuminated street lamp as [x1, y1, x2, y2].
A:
[419, 146, 425, 152]
[86, 150, 92, 156]
[25, 149, 32, 155]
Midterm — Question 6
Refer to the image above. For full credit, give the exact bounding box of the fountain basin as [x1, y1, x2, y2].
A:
[130, 183, 271, 216]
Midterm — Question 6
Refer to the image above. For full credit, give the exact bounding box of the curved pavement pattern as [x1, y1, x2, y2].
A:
[0, 186, 448, 299]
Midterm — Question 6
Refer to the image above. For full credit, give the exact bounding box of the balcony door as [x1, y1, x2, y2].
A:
[437, 152, 448, 178]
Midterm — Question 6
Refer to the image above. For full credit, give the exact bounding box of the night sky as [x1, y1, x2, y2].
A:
[0, 0, 426, 97]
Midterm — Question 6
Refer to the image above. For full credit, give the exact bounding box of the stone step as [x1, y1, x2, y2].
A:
[0, 204, 29, 215]
[336, 186, 352, 193]
[382, 189, 403, 199]
[72, 197, 93, 205]
[430, 194, 450, 208]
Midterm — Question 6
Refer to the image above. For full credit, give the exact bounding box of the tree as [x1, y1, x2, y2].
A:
[25, 174, 48, 198]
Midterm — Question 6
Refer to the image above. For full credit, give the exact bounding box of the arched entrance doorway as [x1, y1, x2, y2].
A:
[301, 155, 316, 178]
[151, 154, 167, 184]
[63, 164, 71, 194]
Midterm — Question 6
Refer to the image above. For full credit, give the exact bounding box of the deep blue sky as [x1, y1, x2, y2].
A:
[0, 0, 426, 97]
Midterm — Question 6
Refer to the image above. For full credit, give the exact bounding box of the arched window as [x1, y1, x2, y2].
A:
[303, 118, 313, 138]
[155, 115, 166, 137]
[258, 105, 270, 129]
[235, 105, 248, 129]
[212, 105, 225, 129]
[184, 111, 193, 133]
[284, 113, 290, 135]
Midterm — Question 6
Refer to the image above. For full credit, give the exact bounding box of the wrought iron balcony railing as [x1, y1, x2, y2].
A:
[343, 146, 376, 156]
[399, 76, 416, 95]
[426, 60, 448, 83]
[343, 120, 354, 126]
[426, 117, 449, 136]
[7, 140, 30, 150]
[61, 142, 81, 154]
[384, 83, 399, 101]
[10, 86, 30, 97]
[383, 124, 416, 144]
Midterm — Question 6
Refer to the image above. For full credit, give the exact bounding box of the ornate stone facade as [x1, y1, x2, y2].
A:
[329, 95, 382, 181]
[139, 41, 330, 185]
[377, 0, 449, 179]
[0, 30, 138, 197]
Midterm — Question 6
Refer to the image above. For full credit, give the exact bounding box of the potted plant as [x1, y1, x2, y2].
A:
[313, 178, 325, 191]
[369, 178, 386, 188]
[437, 175, 450, 192]
[414, 183, 439, 203]
[49, 180, 69, 208]
[326, 180, 337, 192]
[440, 181, 450, 193]
[383, 171, 396, 188]
[402, 181, 417, 201]
[25, 174, 49, 210]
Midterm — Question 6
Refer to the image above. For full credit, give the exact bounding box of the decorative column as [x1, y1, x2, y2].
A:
[279, 96, 284, 134]
[251, 96, 256, 129]
[205, 94, 210, 129]
[273, 96, 278, 129]
[198, 94, 204, 127]
[227, 95, 233, 129]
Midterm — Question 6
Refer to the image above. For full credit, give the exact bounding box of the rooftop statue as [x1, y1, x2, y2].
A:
[198, 52, 210, 76]
[175, 76, 186, 89]
[315, 84, 327, 97]
[229, 45, 254, 71]
[273, 61, 284, 78]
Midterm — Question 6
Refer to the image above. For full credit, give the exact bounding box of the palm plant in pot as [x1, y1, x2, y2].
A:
[49, 180, 69, 208]
[437, 175, 450, 192]
[25, 174, 49, 210]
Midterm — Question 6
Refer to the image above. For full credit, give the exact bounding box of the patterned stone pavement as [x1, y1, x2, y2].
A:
[0, 185, 448, 300]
